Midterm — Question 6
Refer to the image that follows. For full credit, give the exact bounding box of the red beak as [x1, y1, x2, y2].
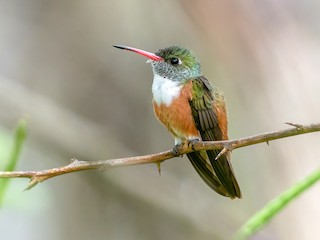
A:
[113, 45, 163, 61]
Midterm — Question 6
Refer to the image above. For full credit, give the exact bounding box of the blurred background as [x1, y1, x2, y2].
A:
[0, 0, 319, 239]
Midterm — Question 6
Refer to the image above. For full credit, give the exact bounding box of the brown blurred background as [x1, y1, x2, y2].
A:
[0, 1, 319, 239]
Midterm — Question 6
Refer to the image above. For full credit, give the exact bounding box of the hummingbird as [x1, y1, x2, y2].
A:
[113, 45, 241, 199]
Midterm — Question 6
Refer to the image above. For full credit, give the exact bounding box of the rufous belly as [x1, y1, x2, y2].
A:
[153, 81, 199, 143]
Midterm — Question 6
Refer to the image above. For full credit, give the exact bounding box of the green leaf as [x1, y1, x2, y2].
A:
[235, 168, 320, 239]
[0, 119, 27, 206]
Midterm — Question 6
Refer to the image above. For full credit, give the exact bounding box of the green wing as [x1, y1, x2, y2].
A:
[188, 76, 241, 198]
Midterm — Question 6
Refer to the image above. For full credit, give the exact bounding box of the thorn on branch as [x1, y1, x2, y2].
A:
[25, 177, 41, 191]
[215, 148, 226, 160]
[215, 146, 231, 160]
[25, 174, 52, 191]
[156, 162, 162, 176]
[285, 122, 304, 130]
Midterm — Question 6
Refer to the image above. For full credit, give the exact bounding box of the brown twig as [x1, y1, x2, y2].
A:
[0, 122, 319, 190]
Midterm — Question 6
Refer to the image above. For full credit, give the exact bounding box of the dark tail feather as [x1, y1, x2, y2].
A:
[207, 150, 242, 198]
[187, 151, 230, 197]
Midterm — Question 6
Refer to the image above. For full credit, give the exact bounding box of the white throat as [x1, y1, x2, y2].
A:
[152, 74, 182, 106]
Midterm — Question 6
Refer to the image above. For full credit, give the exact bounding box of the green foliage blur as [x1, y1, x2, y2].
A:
[0, 120, 27, 206]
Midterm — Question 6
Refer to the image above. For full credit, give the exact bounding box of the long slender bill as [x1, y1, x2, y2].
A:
[113, 45, 163, 61]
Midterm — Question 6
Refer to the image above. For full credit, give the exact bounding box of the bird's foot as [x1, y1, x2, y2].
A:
[187, 138, 200, 151]
[173, 138, 200, 156]
[172, 144, 184, 157]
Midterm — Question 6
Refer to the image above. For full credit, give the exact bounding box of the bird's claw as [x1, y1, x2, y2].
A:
[172, 144, 183, 157]
[173, 139, 200, 156]
[187, 138, 200, 151]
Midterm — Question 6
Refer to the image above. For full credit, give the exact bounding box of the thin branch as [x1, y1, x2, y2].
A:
[0, 122, 319, 190]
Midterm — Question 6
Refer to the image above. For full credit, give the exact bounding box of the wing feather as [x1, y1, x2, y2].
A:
[188, 76, 241, 198]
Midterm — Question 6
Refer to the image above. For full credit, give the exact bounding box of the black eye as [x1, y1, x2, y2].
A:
[170, 57, 180, 65]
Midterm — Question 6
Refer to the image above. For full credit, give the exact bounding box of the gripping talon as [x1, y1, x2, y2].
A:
[172, 144, 182, 156]
[187, 139, 200, 151]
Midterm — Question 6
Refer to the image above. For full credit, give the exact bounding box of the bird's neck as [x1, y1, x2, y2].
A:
[152, 74, 183, 106]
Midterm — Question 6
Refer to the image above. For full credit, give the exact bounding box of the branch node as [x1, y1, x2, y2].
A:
[69, 158, 82, 167]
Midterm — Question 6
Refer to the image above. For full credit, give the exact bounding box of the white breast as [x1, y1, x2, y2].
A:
[152, 74, 182, 106]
